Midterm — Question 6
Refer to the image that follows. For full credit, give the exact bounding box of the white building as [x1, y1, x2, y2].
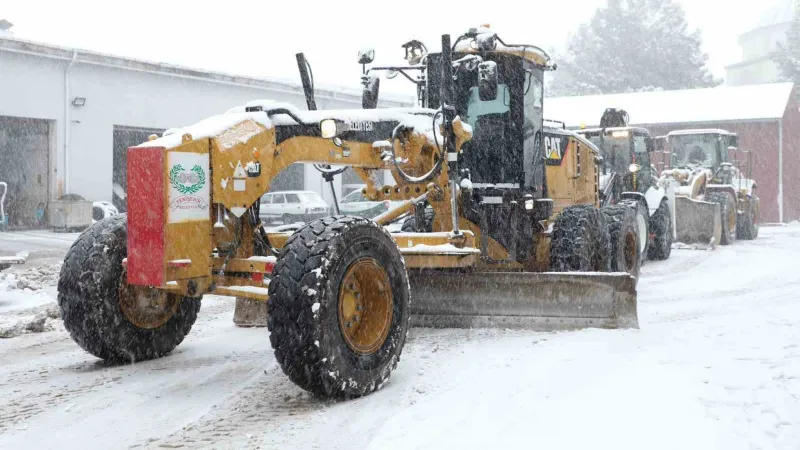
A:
[725, 0, 796, 86]
[0, 33, 413, 228]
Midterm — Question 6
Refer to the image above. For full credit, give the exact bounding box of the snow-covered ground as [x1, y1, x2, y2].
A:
[1, 225, 799, 449]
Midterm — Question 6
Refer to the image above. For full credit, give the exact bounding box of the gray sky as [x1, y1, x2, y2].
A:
[2, 0, 785, 95]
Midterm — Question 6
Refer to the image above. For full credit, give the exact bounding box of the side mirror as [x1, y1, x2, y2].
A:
[358, 49, 375, 65]
[477, 61, 498, 101]
[727, 146, 738, 163]
[362, 75, 380, 109]
[654, 136, 667, 153]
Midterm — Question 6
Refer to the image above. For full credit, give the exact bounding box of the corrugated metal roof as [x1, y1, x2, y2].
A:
[546, 82, 795, 127]
[0, 35, 415, 106]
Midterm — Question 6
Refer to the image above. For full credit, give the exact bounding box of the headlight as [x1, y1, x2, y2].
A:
[320, 119, 339, 139]
[629, 163, 641, 173]
[525, 199, 534, 210]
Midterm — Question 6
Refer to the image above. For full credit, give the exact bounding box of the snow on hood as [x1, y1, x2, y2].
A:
[232, 99, 443, 143]
[136, 111, 273, 149]
[138, 99, 443, 150]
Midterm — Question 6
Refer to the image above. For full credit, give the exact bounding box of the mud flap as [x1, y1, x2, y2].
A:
[408, 271, 638, 330]
[674, 197, 721, 248]
[233, 297, 268, 327]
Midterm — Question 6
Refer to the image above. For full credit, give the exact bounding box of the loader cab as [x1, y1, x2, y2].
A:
[666, 130, 737, 170]
[577, 127, 655, 196]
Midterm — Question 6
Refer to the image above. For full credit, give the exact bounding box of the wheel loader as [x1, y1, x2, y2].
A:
[57, 28, 637, 399]
[654, 129, 759, 247]
[575, 108, 677, 276]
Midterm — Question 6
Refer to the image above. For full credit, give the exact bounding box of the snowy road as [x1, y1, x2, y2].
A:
[1, 225, 799, 449]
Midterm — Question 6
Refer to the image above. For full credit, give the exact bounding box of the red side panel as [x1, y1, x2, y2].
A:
[127, 146, 165, 286]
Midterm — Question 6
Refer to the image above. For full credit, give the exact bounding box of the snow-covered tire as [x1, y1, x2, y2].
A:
[602, 205, 640, 280]
[267, 215, 411, 399]
[736, 196, 759, 240]
[549, 205, 610, 272]
[58, 214, 201, 363]
[707, 192, 737, 245]
[648, 200, 672, 260]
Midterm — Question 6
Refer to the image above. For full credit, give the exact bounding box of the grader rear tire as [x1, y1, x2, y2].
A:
[267, 216, 411, 399]
[550, 205, 610, 272]
[58, 214, 201, 363]
[602, 205, 641, 280]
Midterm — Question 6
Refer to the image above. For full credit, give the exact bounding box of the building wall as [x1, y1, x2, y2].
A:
[781, 87, 800, 222]
[725, 21, 791, 86]
[642, 121, 784, 223]
[0, 49, 410, 210]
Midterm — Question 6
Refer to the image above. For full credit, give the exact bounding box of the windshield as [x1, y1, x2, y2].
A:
[587, 134, 632, 170]
[670, 134, 719, 168]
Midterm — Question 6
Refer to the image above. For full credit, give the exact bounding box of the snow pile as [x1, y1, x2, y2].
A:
[0, 305, 60, 339]
[0, 262, 62, 291]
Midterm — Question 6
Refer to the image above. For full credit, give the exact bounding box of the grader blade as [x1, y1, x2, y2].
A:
[409, 271, 638, 330]
[674, 196, 721, 248]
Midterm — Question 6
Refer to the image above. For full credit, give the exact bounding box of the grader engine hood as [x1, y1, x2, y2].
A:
[125, 102, 444, 287]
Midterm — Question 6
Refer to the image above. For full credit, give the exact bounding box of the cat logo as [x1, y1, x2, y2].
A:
[545, 136, 563, 159]
[544, 133, 569, 166]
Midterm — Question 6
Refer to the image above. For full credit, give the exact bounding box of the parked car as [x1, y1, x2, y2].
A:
[259, 191, 329, 224]
[338, 187, 404, 219]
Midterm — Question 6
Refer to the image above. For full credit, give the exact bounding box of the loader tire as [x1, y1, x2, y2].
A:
[737, 196, 759, 240]
[648, 200, 672, 260]
[707, 192, 737, 245]
[601, 205, 640, 280]
[58, 214, 201, 363]
[267, 215, 411, 399]
[549, 205, 610, 272]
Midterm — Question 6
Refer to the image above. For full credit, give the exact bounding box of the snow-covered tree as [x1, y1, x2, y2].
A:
[773, 7, 800, 83]
[548, 0, 721, 96]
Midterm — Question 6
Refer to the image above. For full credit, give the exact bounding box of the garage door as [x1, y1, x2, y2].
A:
[113, 125, 165, 212]
[0, 116, 51, 229]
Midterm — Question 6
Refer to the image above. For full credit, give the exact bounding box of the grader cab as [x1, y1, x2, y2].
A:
[58, 29, 637, 399]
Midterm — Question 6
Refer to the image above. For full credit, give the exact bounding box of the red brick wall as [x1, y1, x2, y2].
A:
[781, 87, 800, 223]
[640, 121, 782, 223]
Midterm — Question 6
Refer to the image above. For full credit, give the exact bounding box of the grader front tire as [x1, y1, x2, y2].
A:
[267, 216, 411, 399]
[549, 205, 610, 272]
[57, 214, 201, 363]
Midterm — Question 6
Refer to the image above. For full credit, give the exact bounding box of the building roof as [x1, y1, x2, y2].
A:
[546, 82, 795, 128]
[753, 0, 796, 30]
[0, 35, 414, 107]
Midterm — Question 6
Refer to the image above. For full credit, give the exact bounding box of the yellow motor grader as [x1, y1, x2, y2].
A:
[57, 29, 637, 399]
[655, 129, 759, 247]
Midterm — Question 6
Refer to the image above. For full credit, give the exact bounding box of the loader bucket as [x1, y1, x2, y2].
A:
[674, 196, 721, 247]
[409, 271, 638, 330]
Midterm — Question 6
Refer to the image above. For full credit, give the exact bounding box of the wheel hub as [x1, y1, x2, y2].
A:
[636, 213, 648, 254]
[338, 258, 393, 355]
[119, 276, 180, 329]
